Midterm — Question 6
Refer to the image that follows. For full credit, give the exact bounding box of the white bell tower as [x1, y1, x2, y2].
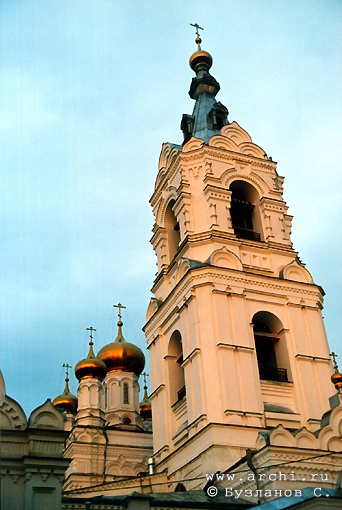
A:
[144, 29, 333, 486]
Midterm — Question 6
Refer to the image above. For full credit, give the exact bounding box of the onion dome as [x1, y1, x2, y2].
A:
[75, 327, 107, 381]
[189, 49, 213, 72]
[140, 374, 152, 421]
[97, 319, 145, 377]
[330, 352, 342, 390]
[53, 364, 78, 414]
[331, 370, 342, 389]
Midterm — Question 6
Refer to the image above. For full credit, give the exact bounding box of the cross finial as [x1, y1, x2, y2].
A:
[62, 363, 72, 393]
[63, 363, 72, 380]
[330, 352, 339, 371]
[114, 303, 126, 322]
[142, 372, 149, 401]
[142, 371, 149, 389]
[190, 23, 204, 50]
[86, 326, 96, 346]
[190, 22, 203, 38]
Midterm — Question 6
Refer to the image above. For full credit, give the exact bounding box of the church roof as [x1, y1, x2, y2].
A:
[249, 487, 342, 509]
[63, 489, 252, 508]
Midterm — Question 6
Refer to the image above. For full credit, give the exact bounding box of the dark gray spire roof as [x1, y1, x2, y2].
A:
[181, 49, 228, 144]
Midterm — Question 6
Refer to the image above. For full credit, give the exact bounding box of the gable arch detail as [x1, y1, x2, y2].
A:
[176, 258, 191, 281]
[182, 136, 204, 153]
[223, 173, 266, 197]
[156, 188, 178, 227]
[239, 141, 266, 158]
[281, 260, 313, 284]
[269, 425, 295, 447]
[158, 143, 180, 173]
[294, 428, 317, 449]
[210, 247, 242, 271]
[220, 121, 252, 144]
[0, 397, 27, 430]
[208, 135, 238, 151]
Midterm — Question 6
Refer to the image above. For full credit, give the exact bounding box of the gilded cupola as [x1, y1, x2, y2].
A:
[53, 363, 78, 414]
[330, 352, 342, 390]
[139, 372, 152, 421]
[97, 303, 145, 377]
[75, 327, 107, 381]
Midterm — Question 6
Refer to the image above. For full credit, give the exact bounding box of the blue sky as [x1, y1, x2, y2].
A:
[0, 0, 340, 415]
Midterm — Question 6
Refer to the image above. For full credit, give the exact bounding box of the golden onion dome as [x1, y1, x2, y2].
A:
[75, 331, 107, 381]
[140, 384, 152, 421]
[330, 353, 342, 390]
[331, 370, 342, 389]
[53, 370, 78, 414]
[97, 321, 145, 377]
[189, 49, 213, 72]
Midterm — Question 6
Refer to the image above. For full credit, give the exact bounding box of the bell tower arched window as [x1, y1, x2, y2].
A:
[165, 200, 180, 262]
[168, 330, 186, 406]
[252, 312, 290, 382]
[229, 181, 262, 241]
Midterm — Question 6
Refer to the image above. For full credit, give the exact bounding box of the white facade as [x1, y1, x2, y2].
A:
[63, 328, 153, 493]
[0, 371, 69, 510]
[144, 49, 334, 486]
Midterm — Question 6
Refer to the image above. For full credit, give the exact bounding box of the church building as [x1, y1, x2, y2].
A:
[144, 27, 341, 487]
[1, 28, 341, 510]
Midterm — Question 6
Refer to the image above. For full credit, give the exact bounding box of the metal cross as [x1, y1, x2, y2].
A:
[63, 363, 72, 379]
[114, 303, 126, 321]
[330, 351, 338, 370]
[142, 371, 149, 388]
[190, 23, 204, 38]
[86, 326, 96, 345]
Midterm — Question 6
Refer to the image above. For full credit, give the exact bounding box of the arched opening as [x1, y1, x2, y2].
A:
[168, 330, 186, 406]
[252, 312, 290, 382]
[123, 382, 129, 405]
[165, 200, 180, 262]
[122, 417, 131, 425]
[229, 181, 263, 241]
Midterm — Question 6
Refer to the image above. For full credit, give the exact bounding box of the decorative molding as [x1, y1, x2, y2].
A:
[182, 136, 204, 153]
[0, 399, 27, 430]
[217, 343, 254, 351]
[149, 384, 165, 400]
[220, 121, 252, 144]
[281, 259, 313, 284]
[145, 267, 321, 337]
[182, 348, 201, 366]
[211, 247, 243, 271]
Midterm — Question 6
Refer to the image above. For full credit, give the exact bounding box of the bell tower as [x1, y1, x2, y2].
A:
[144, 28, 333, 486]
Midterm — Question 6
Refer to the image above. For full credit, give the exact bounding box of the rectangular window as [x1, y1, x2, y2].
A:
[123, 383, 129, 404]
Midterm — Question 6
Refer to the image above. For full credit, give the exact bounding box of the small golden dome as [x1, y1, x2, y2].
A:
[331, 370, 342, 389]
[53, 368, 78, 414]
[189, 50, 213, 72]
[330, 353, 342, 390]
[53, 391, 78, 414]
[97, 321, 145, 377]
[75, 330, 107, 381]
[75, 356, 107, 381]
[140, 391, 152, 421]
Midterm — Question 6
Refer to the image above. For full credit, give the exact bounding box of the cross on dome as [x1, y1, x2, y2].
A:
[330, 351, 339, 371]
[62, 363, 72, 380]
[114, 302, 126, 322]
[190, 22, 204, 50]
[142, 371, 149, 389]
[86, 326, 96, 346]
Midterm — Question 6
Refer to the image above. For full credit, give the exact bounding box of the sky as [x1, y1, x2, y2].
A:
[0, 0, 341, 416]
